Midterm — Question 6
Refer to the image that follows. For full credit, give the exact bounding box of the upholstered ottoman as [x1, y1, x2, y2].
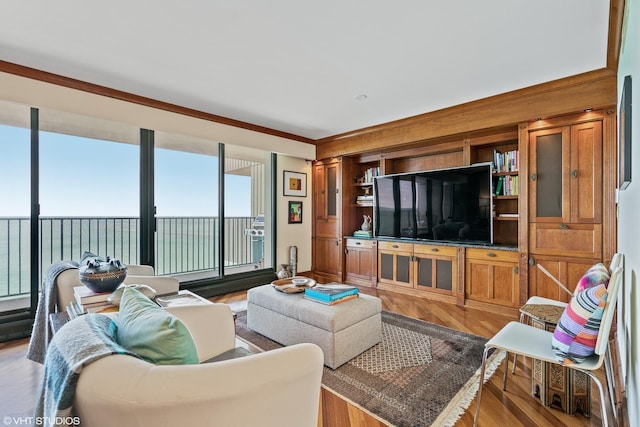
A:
[247, 284, 382, 369]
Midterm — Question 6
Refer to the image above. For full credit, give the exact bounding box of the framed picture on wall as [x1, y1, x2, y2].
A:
[288, 201, 303, 224]
[283, 170, 307, 197]
[619, 75, 632, 190]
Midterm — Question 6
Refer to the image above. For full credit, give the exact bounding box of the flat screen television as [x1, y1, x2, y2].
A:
[373, 163, 493, 244]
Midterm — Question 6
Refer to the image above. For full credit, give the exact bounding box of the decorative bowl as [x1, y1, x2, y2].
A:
[79, 256, 127, 293]
[291, 278, 308, 286]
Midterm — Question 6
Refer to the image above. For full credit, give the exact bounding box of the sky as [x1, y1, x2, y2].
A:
[0, 124, 252, 217]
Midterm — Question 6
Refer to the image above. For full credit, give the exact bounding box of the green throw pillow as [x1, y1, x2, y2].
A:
[117, 286, 199, 365]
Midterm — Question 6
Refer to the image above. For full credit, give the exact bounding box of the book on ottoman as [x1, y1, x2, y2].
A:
[304, 284, 358, 303]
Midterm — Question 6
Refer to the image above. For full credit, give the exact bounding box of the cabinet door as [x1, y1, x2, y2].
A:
[345, 239, 374, 287]
[528, 256, 598, 303]
[313, 165, 326, 220]
[377, 242, 413, 288]
[570, 121, 602, 224]
[314, 237, 342, 278]
[465, 249, 519, 307]
[413, 245, 457, 293]
[529, 127, 571, 223]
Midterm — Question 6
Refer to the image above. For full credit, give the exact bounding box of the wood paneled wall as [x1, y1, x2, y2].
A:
[316, 70, 617, 159]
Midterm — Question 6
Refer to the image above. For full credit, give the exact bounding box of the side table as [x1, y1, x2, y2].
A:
[520, 303, 592, 416]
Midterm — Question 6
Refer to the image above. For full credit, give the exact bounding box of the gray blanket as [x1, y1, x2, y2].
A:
[34, 314, 135, 426]
[27, 260, 79, 364]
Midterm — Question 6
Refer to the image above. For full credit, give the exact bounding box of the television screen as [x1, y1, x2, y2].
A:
[373, 163, 493, 243]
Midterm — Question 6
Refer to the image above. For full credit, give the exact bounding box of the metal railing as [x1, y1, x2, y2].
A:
[0, 216, 256, 299]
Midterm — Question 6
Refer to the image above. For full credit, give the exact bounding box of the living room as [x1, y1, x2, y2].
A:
[0, 1, 639, 426]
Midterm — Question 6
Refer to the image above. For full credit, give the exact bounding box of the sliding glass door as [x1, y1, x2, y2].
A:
[224, 144, 272, 272]
[154, 132, 220, 278]
[38, 108, 140, 276]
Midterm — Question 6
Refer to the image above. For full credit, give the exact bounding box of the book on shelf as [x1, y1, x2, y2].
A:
[304, 293, 358, 305]
[73, 285, 112, 306]
[304, 284, 359, 302]
[155, 290, 210, 307]
[356, 195, 374, 200]
[498, 213, 519, 218]
[493, 149, 519, 173]
[353, 230, 372, 237]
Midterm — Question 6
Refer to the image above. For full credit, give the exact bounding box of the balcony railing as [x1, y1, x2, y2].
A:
[0, 216, 258, 299]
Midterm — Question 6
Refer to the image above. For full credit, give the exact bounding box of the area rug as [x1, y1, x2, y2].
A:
[234, 310, 505, 427]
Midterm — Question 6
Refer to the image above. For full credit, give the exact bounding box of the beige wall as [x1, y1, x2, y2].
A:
[0, 71, 316, 159]
[617, 0, 639, 424]
[276, 156, 313, 274]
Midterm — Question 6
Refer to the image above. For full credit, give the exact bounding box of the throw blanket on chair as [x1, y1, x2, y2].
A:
[35, 314, 135, 426]
[27, 260, 79, 364]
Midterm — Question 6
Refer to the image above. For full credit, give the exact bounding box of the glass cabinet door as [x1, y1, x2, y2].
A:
[529, 127, 570, 222]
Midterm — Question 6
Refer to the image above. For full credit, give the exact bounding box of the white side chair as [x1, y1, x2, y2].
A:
[473, 265, 623, 427]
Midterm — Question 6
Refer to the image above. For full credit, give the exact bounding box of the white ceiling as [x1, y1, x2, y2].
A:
[0, 1, 610, 140]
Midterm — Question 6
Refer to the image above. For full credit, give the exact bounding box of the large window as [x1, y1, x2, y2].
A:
[154, 132, 221, 278]
[39, 108, 140, 273]
[0, 102, 277, 336]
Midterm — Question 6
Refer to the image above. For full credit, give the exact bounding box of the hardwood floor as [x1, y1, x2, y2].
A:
[1, 287, 613, 426]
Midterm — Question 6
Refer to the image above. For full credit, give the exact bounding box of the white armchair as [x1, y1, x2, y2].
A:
[73, 304, 325, 427]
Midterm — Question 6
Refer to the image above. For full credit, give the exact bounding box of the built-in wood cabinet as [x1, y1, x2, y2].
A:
[527, 255, 599, 303]
[312, 158, 343, 283]
[311, 108, 616, 314]
[344, 238, 376, 287]
[377, 241, 458, 303]
[527, 115, 608, 294]
[465, 248, 520, 308]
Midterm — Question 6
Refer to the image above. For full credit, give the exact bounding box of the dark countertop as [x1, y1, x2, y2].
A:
[344, 236, 518, 252]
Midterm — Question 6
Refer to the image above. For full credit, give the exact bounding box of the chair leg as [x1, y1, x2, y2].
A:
[503, 352, 509, 390]
[512, 312, 526, 374]
[473, 346, 491, 427]
[582, 370, 610, 427]
[603, 345, 618, 421]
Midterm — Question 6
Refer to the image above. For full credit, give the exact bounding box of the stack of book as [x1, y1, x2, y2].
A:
[493, 149, 519, 172]
[356, 194, 374, 206]
[72, 285, 116, 316]
[304, 284, 359, 305]
[353, 229, 372, 237]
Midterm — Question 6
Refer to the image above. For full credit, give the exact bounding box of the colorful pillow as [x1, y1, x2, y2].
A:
[117, 286, 199, 365]
[575, 263, 609, 293]
[551, 284, 608, 365]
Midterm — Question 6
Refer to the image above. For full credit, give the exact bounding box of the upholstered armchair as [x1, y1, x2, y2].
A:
[73, 303, 325, 427]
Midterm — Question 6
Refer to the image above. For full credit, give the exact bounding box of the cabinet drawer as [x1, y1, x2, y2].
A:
[378, 241, 413, 252]
[345, 238, 374, 249]
[466, 248, 519, 262]
[413, 244, 457, 257]
[315, 219, 338, 237]
[529, 223, 602, 258]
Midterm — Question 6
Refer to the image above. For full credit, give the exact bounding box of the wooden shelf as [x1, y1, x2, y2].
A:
[494, 195, 518, 200]
[494, 216, 518, 221]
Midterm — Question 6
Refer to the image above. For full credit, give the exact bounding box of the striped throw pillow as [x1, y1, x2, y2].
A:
[551, 284, 608, 365]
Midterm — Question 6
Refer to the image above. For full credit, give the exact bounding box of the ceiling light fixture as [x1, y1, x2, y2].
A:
[584, 108, 593, 112]
[354, 94, 368, 101]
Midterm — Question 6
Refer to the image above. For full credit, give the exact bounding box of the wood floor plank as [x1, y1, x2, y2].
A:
[0, 286, 613, 426]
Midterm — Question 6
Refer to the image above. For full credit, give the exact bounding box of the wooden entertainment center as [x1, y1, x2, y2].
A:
[311, 71, 618, 315]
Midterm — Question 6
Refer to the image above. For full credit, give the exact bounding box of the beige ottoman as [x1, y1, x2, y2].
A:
[247, 284, 382, 369]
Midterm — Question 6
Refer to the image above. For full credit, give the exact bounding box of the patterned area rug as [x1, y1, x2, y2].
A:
[234, 310, 505, 427]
